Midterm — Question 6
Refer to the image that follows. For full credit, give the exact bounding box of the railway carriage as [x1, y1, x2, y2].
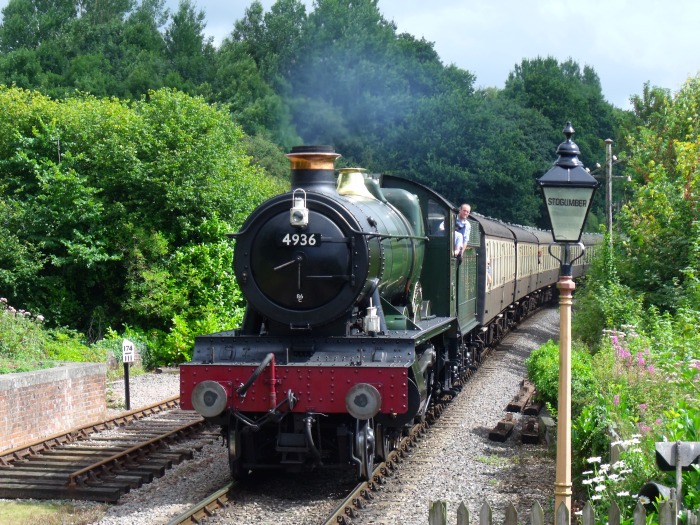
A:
[180, 146, 600, 481]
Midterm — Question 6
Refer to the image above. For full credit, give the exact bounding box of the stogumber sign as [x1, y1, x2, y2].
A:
[537, 122, 599, 243]
[540, 186, 596, 242]
[547, 198, 588, 207]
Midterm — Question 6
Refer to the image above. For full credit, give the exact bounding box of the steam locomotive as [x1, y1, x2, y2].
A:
[179, 145, 599, 480]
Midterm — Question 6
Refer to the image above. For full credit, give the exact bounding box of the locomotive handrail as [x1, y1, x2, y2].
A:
[363, 232, 429, 241]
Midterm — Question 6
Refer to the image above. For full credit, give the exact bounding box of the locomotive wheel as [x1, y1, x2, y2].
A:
[228, 425, 248, 481]
[376, 424, 401, 460]
[356, 419, 376, 480]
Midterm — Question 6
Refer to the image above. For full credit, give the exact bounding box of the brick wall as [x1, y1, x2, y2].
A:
[0, 363, 106, 451]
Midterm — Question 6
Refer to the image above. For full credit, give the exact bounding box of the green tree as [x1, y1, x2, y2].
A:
[0, 0, 76, 92]
[616, 76, 700, 312]
[163, 0, 215, 93]
[0, 0, 76, 52]
[212, 37, 299, 148]
[503, 57, 615, 160]
[0, 86, 284, 342]
[502, 56, 622, 224]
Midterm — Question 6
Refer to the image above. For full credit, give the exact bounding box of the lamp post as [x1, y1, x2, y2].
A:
[537, 122, 599, 516]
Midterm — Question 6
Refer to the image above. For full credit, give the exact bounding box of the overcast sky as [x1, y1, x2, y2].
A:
[1, 0, 698, 109]
[180, 0, 700, 110]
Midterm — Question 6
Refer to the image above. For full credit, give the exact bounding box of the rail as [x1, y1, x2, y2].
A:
[166, 481, 237, 525]
[66, 418, 206, 487]
[0, 395, 181, 466]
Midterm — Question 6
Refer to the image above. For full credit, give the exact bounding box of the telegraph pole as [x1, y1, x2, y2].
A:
[605, 138, 613, 248]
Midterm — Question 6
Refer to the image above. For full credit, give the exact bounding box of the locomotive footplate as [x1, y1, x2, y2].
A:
[181, 335, 418, 416]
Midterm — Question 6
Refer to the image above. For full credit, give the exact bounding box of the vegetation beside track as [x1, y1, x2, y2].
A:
[525, 77, 700, 523]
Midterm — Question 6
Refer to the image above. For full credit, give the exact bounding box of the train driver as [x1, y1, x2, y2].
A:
[456, 204, 471, 248]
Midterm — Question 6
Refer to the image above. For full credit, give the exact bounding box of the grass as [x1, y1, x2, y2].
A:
[476, 454, 516, 468]
[0, 501, 107, 525]
[0, 359, 57, 374]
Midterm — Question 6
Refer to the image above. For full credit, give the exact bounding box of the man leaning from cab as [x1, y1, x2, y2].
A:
[454, 203, 471, 257]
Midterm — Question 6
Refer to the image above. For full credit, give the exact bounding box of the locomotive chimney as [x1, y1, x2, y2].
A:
[286, 145, 341, 194]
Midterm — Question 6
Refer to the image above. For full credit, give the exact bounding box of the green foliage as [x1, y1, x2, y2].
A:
[0, 86, 282, 363]
[579, 453, 649, 522]
[91, 326, 155, 371]
[0, 297, 103, 373]
[569, 318, 700, 515]
[573, 239, 645, 348]
[525, 339, 595, 417]
[0, 0, 626, 231]
[568, 81, 700, 518]
[617, 76, 700, 313]
[502, 56, 616, 163]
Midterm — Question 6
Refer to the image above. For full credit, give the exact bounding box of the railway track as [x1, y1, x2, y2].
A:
[166, 393, 450, 524]
[0, 396, 217, 502]
[162, 309, 555, 525]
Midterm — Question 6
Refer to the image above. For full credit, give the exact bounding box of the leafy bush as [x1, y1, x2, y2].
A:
[90, 327, 154, 371]
[0, 86, 284, 349]
[0, 297, 104, 373]
[573, 239, 645, 349]
[570, 316, 700, 516]
[525, 339, 595, 417]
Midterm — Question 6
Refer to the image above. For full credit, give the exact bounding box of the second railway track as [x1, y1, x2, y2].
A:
[0, 397, 217, 502]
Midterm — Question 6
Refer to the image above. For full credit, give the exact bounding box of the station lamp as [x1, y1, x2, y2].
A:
[538, 122, 599, 245]
[537, 122, 599, 517]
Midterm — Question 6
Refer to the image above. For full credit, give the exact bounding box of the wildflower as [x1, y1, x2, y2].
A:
[616, 491, 630, 497]
[36, 315, 45, 322]
[638, 424, 652, 434]
[638, 495, 650, 505]
[647, 365, 655, 374]
[608, 474, 621, 482]
[599, 464, 610, 473]
[591, 495, 602, 501]
[613, 395, 620, 406]
[655, 418, 662, 425]
[638, 403, 647, 411]
[582, 470, 594, 475]
[0, 297, 7, 303]
[582, 479, 594, 485]
[587, 456, 602, 463]
[595, 485, 606, 492]
[592, 476, 605, 483]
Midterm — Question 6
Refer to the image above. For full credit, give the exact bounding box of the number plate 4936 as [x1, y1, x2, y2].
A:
[280, 233, 320, 246]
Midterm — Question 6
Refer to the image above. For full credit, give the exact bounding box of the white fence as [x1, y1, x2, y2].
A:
[428, 499, 699, 525]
